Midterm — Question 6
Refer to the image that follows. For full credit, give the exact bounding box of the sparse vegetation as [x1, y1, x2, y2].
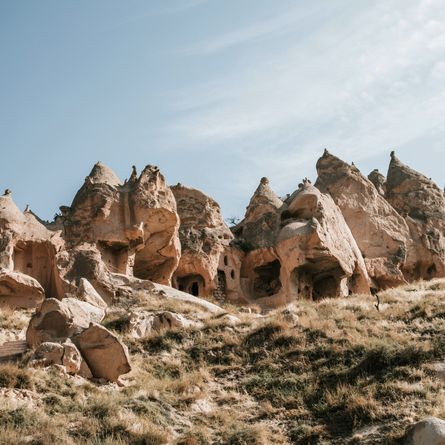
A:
[1, 279, 445, 444]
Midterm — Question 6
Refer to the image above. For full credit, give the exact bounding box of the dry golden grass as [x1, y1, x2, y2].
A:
[1, 279, 445, 444]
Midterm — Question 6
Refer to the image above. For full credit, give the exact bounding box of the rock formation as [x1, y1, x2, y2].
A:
[1, 153, 443, 316]
[315, 150, 411, 288]
[171, 184, 242, 302]
[368, 168, 386, 196]
[386, 152, 445, 280]
[235, 177, 371, 307]
[61, 163, 180, 285]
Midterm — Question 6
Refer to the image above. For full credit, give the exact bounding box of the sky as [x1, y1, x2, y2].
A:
[1, 0, 444, 221]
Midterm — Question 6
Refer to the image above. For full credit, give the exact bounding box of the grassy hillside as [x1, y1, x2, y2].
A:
[1, 280, 445, 444]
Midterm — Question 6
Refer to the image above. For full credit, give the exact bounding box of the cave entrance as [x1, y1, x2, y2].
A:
[98, 241, 128, 274]
[13, 241, 62, 298]
[176, 274, 205, 297]
[253, 259, 282, 298]
[293, 262, 343, 301]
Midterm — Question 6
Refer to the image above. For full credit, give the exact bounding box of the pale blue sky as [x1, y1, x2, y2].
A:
[1, 0, 444, 221]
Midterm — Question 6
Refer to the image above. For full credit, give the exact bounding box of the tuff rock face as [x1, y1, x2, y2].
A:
[171, 184, 242, 302]
[386, 152, 445, 280]
[315, 150, 412, 288]
[368, 168, 386, 196]
[0, 153, 443, 316]
[62, 163, 180, 285]
[235, 178, 371, 307]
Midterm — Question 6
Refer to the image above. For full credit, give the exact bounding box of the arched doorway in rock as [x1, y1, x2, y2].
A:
[252, 259, 282, 298]
[292, 262, 344, 301]
[175, 274, 205, 297]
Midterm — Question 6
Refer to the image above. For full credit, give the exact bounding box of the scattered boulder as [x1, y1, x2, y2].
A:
[77, 278, 108, 310]
[0, 269, 45, 309]
[32, 342, 64, 366]
[26, 297, 105, 348]
[77, 323, 131, 382]
[404, 417, 445, 445]
[127, 311, 198, 338]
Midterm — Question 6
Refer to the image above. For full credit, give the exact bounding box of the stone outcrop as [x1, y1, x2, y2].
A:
[78, 323, 131, 382]
[235, 178, 370, 307]
[0, 270, 45, 309]
[315, 150, 411, 288]
[61, 163, 180, 285]
[368, 169, 386, 196]
[171, 184, 241, 301]
[386, 152, 445, 280]
[26, 297, 105, 348]
[0, 191, 64, 301]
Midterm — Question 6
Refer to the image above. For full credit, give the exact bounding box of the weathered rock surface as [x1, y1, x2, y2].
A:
[0, 269, 45, 308]
[236, 178, 370, 307]
[77, 323, 131, 382]
[368, 168, 386, 196]
[0, 192, 64, 300]
[127, 311, 198, 338]
[315, 150, 411, 288]
[386, 152, 445, 280]
[404, 417, 445, 445]
[32, 341, 64, 366]
[62, 163, 180, 285]
[1, 153, 443, 312]
[171, 184, 239, 300]
[77, 278, 108, 310]
[26, 297, 105, 348]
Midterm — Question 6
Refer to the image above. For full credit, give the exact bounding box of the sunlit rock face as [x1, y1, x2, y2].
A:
[1, 151, 443, 311]
[386, 152, 445, 280]
[171, 184, 242, 302]
[315, 150, 411, 289]
[62, 163, 180, 285]
[233, 177, 370, 308]
[0, 190, 64, 305]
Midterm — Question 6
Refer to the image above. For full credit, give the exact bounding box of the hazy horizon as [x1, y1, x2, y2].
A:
[1, 0, 444, 221]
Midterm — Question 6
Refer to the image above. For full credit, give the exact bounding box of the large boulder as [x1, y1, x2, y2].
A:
[127, 311, 198, 339]
[77, 278, 108, 310]
[0, 269, 45, 309]
[77, 323, 131, 382]
[315, 150, 411, 288]
[386, 152, 445, 280]
[26, 297, 105, 348]
[404, 417, 445, 445]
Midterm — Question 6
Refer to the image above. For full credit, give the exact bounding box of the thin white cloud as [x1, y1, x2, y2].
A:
[168, 0, 445, 157]
[181, 3, 323, 55]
